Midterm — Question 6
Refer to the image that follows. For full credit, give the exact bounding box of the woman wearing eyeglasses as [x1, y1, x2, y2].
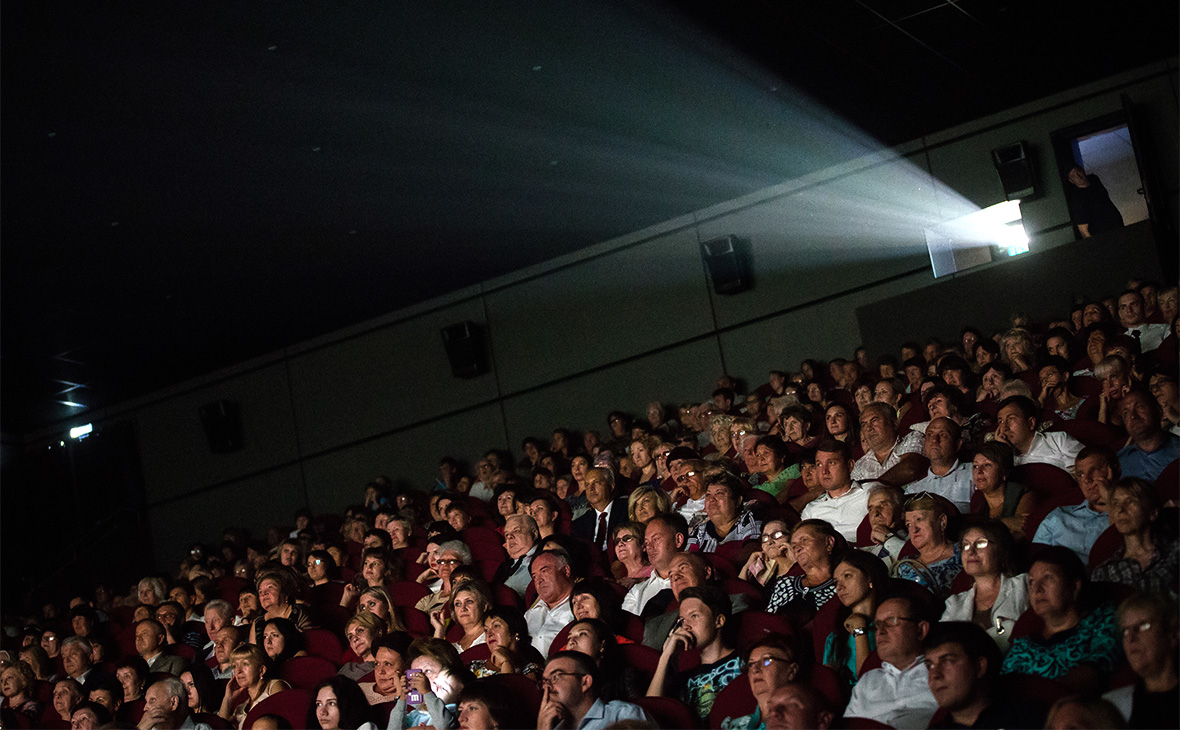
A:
[718, 633, 801, 730]
[415, 541, 472, 615]
[940, 519, 1028, 653]
[609, 522, 652, 587]
[739, 520, 794, 587]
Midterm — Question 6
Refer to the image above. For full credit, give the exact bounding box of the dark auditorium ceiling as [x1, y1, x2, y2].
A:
[2, 0, 1176, 435]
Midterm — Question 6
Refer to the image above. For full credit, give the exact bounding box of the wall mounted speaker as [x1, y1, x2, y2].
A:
[441, 321, 488, 378]
[991, 141, 1036, 201]
[198, 399, 243, 453]
[701, 235, 752, 295]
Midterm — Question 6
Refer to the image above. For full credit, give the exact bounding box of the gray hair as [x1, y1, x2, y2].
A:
[436, 540, 473, 565]
[137, 577, 168, 604]
[505, 514, 540, 540]
[154, 675, 188, 706]
[203, 599, 232, 621]
[998, 379, 1034, 400]
[61, 636, 92, 656]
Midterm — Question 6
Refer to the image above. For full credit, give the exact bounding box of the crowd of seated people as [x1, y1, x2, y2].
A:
[1, 277, 1177, 730]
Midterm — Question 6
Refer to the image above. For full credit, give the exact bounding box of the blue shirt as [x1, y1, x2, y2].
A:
[577, 698, 649, 730]
[1118, 433, 1179, 482]
[1032, 502, 1109, 564]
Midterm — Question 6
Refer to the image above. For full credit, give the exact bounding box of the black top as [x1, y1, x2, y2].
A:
[1067, 174, 1124, 234]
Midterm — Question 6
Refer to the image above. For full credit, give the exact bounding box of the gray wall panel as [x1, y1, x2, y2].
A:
[137, 364, 299, 504]
[485, 229, 714, 395]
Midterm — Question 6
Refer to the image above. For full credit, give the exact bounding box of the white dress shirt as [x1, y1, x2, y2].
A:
[800, 483, 871, 542]
[844, 656, 938, 730]
[1015, 431, 1084, 472]
[622, 572, 671, 616]
[525, 594, 574, 656]
[1125, 323, 1170, 353]
[905, 460, 974, 513]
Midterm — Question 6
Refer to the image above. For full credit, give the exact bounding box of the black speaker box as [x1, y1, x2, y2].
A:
[198, 399, 243, 453]
[441, 321, 488, 378]
[991, 141, 1036, 201]
[701, 235, 752, 295]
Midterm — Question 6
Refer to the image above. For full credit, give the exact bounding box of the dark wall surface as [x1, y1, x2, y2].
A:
[855, 221, 1165, 358]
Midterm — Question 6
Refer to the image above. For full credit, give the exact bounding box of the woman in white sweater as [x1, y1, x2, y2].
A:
[940, 518, 1029, 653]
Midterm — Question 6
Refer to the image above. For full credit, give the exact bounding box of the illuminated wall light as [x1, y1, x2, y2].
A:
[69, 423, 94, 439]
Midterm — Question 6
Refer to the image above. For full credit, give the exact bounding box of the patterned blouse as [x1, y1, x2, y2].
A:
[687, 507, 761, 553]
[894, 543, 964, 597]
[1001, 603, 1121, 680]
[766, 574, 837, 614]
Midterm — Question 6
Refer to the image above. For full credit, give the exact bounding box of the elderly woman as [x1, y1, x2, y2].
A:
[894, 492, 962, 596]
[705, 414, 736, 461]
[341, 611, 387, 681]
[609, 521, 651, 586]
[468, 608, 543, 681]
[825, 551, 889, 684]
[432, 580, 490, 653]
[753, 435, 801, 503]
[629, 435, 662, 489]
[941, 519, 1028, 653]
[1002, 547, 1121, 692]
[1, 661, 42, 725]
[971, 441, 1035, 540]
[1092, 478, 1179, 595]
[415, 540, 472, 615]
[766, 520, 840, 615]
[48, 678, 84, 728]
[219, 643, 290, 728]
[627, 484, 671, 524]
[455, 679, 535, 730]
[739, 519, 794, 587]
[976, 362, 1013, 406]
[780, 405, 816, 450]
[249, 569, 312, 644]
[686, 473, 761, 553]
[718, 634, 802, 730]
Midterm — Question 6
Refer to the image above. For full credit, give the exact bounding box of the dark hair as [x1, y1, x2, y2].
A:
[704, 472, 745, 505]
[547, 650, 600, 694]
[646, 511, 689, 542]
[308, 549, 340, 580]
[957, 518, 1017, 577]
[997, 395, 1039, 422]
[363, 529, 392, 551]
[87, 675, 124, 704]
[902, 356, 926, 372]
[972, 441, 1015, 481]
[979, 361, 1012, 384]
[483, 607, 534, 655]
[1075, 445, 1121, 481]
[922, 621, 1002, 682]
[826, 551, 889, 682]
[1039, 355, 1072, 375]
[814, 437, 852, 463]
[72, 701, 112, 727]
[976, 339, 1001, 357]
[306, 675, 374, 730]
[1031, 546, 1088, 606]
[678, 585, 734, 647]
[712, 387, 736, 403]
[743, 631, 798, 665]
[571, 577, 625, 632]
[457, 678, 536, 730]
[260, 617, 305, 667]
[181, 661, 220, 713]
[755, 435, 792, 466]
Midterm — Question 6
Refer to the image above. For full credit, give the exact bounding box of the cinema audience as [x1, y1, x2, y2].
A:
[12, 271, 1180, 730]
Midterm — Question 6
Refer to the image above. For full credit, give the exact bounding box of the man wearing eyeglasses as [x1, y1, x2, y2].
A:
[844, 594, 939, 729]
[536, 651, 648, 730]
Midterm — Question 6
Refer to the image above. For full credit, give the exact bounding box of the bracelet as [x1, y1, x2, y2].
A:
[850, 627, 868, 637]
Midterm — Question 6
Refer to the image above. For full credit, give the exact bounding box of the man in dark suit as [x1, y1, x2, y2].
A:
[570, 468, 629, 560]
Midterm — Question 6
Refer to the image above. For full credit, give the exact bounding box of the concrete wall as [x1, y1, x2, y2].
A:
[29, 61, 1177, 570]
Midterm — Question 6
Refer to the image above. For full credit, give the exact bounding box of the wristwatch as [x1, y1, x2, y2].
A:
[850, 627, 869, 637]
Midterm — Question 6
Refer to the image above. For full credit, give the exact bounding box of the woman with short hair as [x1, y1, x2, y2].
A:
[219, 643, 290, 729]
[940, 518, 1028, 653]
